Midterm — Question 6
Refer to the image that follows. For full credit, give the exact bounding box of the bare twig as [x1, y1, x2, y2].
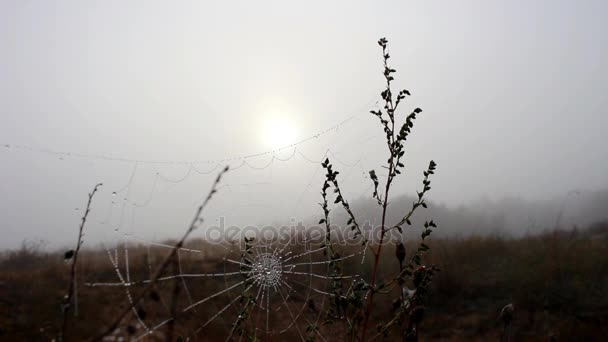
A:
[61, 182, 103, 340]
[90, 166, 229, 342]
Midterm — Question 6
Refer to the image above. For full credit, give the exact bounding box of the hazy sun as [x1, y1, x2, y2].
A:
[260, 115, 298, 149]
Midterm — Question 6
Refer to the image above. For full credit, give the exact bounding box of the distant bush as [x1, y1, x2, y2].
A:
[0, 239, 48, 272]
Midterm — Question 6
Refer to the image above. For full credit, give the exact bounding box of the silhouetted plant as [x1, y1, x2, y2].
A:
[60, 182, 102, 341]
[317, 37, 440, 341]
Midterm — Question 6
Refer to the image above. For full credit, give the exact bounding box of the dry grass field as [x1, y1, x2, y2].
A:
[1, 222, 607, 341]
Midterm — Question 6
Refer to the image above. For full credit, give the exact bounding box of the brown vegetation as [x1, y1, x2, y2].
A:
[1, 222, 607, 341]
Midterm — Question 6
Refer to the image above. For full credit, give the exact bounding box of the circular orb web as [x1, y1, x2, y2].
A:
[251, 252, 283, 288]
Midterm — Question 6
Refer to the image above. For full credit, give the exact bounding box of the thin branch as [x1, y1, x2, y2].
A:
[61, 182, 103, 340]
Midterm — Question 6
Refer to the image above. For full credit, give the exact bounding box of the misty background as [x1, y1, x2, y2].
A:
[1, 1, 607, 249]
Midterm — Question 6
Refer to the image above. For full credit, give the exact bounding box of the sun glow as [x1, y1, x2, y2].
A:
[259, 114, 298, 149]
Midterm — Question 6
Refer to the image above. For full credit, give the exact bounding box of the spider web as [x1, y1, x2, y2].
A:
[68, 102, 384, 340]
[86, 233, 364, 341]
[82, 157, 372, 340]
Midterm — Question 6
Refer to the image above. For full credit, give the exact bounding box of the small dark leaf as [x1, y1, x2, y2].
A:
[64, 250, 74, 260]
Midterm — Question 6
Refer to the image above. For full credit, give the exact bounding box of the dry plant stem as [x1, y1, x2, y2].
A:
[90, 166, 229, 342]
[360, 161, 393, 341]
[318, 38, 434, 341]
[61, 183, 103, 340]
[360, 43, 398, 342]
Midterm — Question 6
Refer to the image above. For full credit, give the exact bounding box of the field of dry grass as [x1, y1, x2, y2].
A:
[1, 222, 607, 341]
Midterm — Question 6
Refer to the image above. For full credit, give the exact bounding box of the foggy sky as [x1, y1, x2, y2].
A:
[1, 1, 607, 249]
